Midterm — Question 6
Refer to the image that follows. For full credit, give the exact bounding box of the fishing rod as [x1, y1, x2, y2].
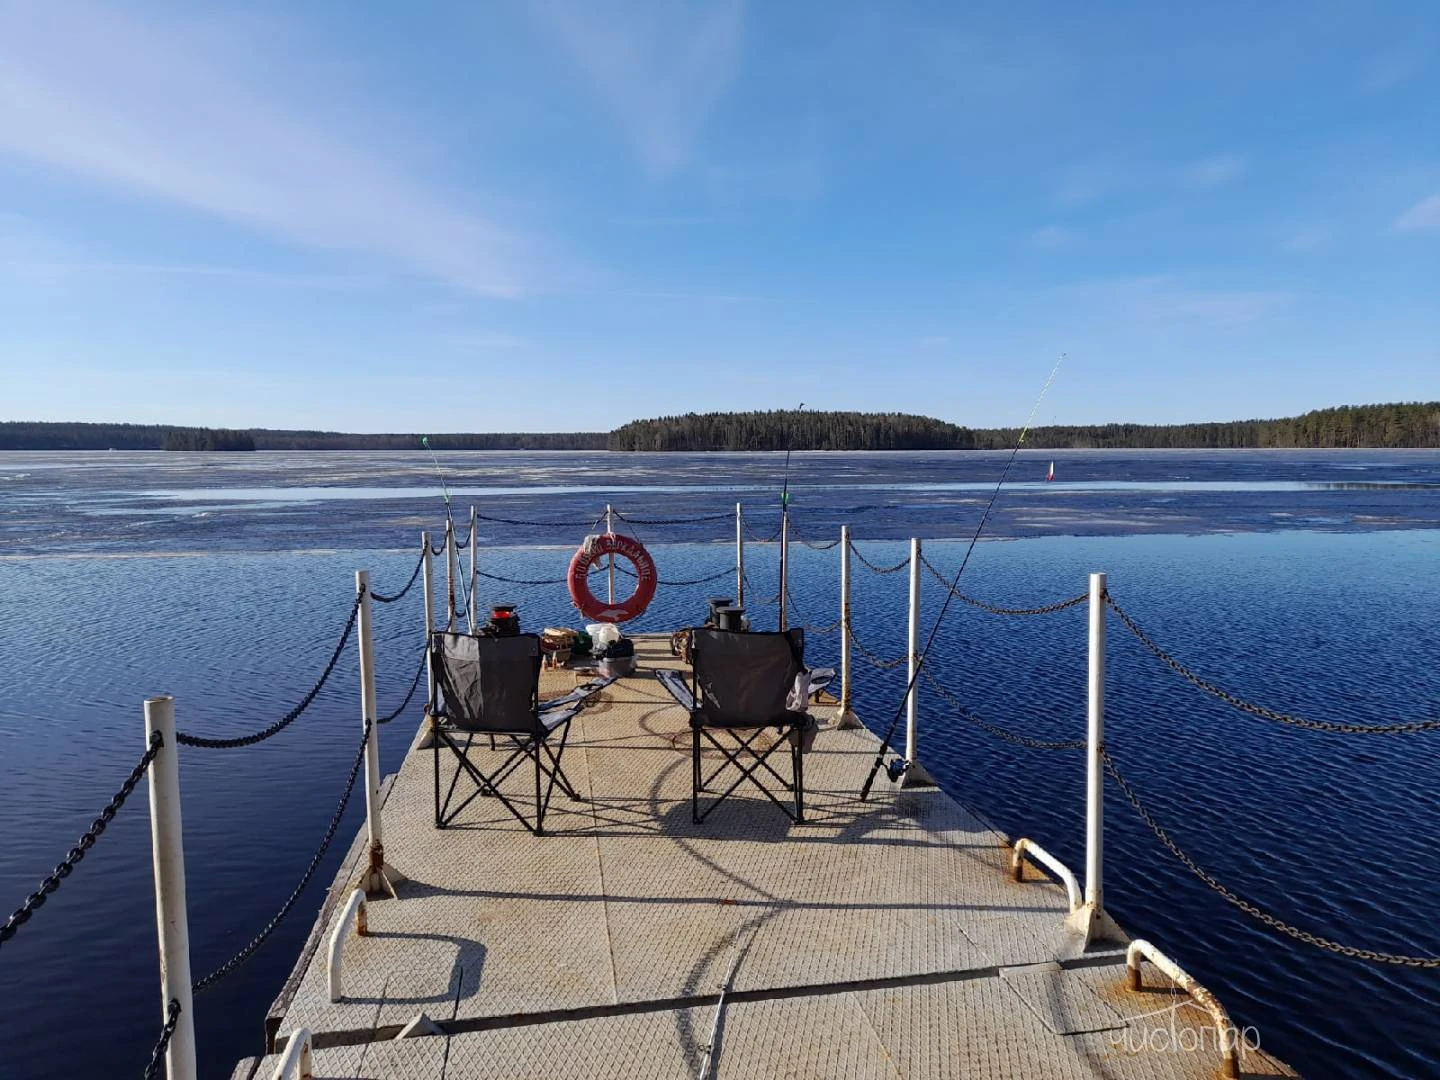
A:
[781, 402, 804, 513]
[859, 355, 1067, 801]
[421, 435, 470, 624]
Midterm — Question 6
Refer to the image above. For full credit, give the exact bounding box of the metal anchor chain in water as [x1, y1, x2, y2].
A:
[142, 999, 182, 1080]
[918, 668, 1084, 750]
[918, 553, 1089, 616]
[175, 594, 362, 749]
[846, 540, 911, 575]
[368, 549, 426, 604]
[1103, 749, 1440, 967]
[1105, 593, 1440, 735]
[0, 731, 162, 950]
[192, 719, 370, 993]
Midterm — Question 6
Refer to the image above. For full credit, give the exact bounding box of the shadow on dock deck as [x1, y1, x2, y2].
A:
[234, 634, 1296, 1079]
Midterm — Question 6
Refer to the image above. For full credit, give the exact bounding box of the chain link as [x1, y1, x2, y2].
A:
[1, 731, 162, 949]
[613, 562, 735, 587]
[847, 541, 911, 575]
[143, 998, 182, 1080]
[1106, 594, 1440, 735]
[193, 718, 370, 993]
[845, 627, 908, 670]
[744, 522, 781, 543]
[378, 652, 427, 724]
[918, 554, 1088, 616]
[1103, 749, 1440, 967]
[789, 524, 841, 551]
[474, 568, 568, 586]
[784, 593, 841, 634]
[919, 668, 1085, 750]
[176, 594, 362, 749]
[369, 549, 426, 603]
[741, 573, 779, 605]
[475, 510, 601, 528]
[614, 509, 734, 526]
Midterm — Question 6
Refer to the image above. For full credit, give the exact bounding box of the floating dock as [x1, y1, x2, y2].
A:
[234, 634, 1296, 1079]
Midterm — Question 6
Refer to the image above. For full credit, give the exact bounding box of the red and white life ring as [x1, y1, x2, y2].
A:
[568, 533, 657, 623]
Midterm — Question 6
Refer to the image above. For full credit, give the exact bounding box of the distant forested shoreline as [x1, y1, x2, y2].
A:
[2, 402, 1437, 451]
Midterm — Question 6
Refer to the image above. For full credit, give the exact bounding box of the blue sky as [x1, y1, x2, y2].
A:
[0, 1, 1436, 433]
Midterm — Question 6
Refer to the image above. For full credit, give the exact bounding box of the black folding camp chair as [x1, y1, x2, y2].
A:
[683, 627, 811, 825]
[429, 631, 611, 836]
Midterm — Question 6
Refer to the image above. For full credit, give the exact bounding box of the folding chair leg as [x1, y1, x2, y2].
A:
[692, 728, 701, 824]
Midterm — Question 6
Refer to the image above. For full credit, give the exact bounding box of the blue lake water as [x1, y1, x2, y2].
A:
[2, 448, 1439, 1078]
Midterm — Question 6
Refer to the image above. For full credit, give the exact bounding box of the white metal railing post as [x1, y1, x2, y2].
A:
[444, 519, 456, 631]
[735, 502, 744, 607]
[355, 571, 399, 897]
[1085, 570, 1105, 909]
[1066, 570, 1121, 943]
[904, 538, 921, 767]
[421, 532, 434, 713]
[837, 525, 860, 729]
[606, 504, 615, 605]
[778, 509, 789, 631]
[145, 695, 197, 1080]
[468, 506, 478, 633]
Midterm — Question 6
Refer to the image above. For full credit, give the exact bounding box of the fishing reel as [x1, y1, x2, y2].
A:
[885, 758, 909, 783]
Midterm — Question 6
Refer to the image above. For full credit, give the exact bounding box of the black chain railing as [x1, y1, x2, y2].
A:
[475, 510, 601, 528]
[1104, 749, 1440, 967]
[474, 568, 568, 586]
[744, 521, 782, 543]
[919, 667, 1085, 750]
[918, 554, 1089, 616]
[143, 999, 182, 1080]
[175, 594, 362, 749]
[369, 549, 425, 603]
[1, 732, 163, 950]
[848, 541, 911, 575]
[789, 524, 841, 551]
[193, 718, 370, 993]
[785, 593, 841, 634]
[614, 509, 734, 526]
[613, 562, 735, 587]
[1106, 594, 1440, 735]
[741, 573, 779, 605]
[846, 627, 907, 670]
[378, 653, 428, 725]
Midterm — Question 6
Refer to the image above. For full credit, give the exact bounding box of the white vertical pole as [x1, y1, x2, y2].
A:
[444, 519, 456, 632]
[735, 502, 745, 607]
[1085, 571, 1106, 910]
[837, 525, 860, 729]
[778, 510, 789, 631]
[421, 532, 434, 692]
[468, 506, 478, 634]
[606, 504, 615, 605]
[355, 571, 388, 896]
[904, 538, 921, 767]
[146, 695, 197, 1080]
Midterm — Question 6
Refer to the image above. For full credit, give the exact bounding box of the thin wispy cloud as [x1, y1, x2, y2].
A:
[1027, 225, 1079, 250]
[1393, 193, 1440, 232]
[1179, 154, 1247, 189]
[525, 0, 744, 174]
[1053, 160, 1135, 207]
[0, 5, 539, 296]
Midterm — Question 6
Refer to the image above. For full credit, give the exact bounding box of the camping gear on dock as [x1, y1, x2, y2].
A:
[567, 532, 657, 623]
[428, 631, 611, 835]
[680, 627, 811, 824]
[593, 634, 636, 678]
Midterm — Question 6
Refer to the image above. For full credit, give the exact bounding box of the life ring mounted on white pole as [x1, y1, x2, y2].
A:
[568, 533, 657, 623]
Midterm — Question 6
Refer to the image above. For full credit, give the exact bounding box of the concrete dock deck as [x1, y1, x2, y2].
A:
[233, 634, 1295, 1079]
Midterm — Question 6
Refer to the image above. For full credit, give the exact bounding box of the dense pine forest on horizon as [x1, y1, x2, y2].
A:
[2, 402, 1438, 451]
